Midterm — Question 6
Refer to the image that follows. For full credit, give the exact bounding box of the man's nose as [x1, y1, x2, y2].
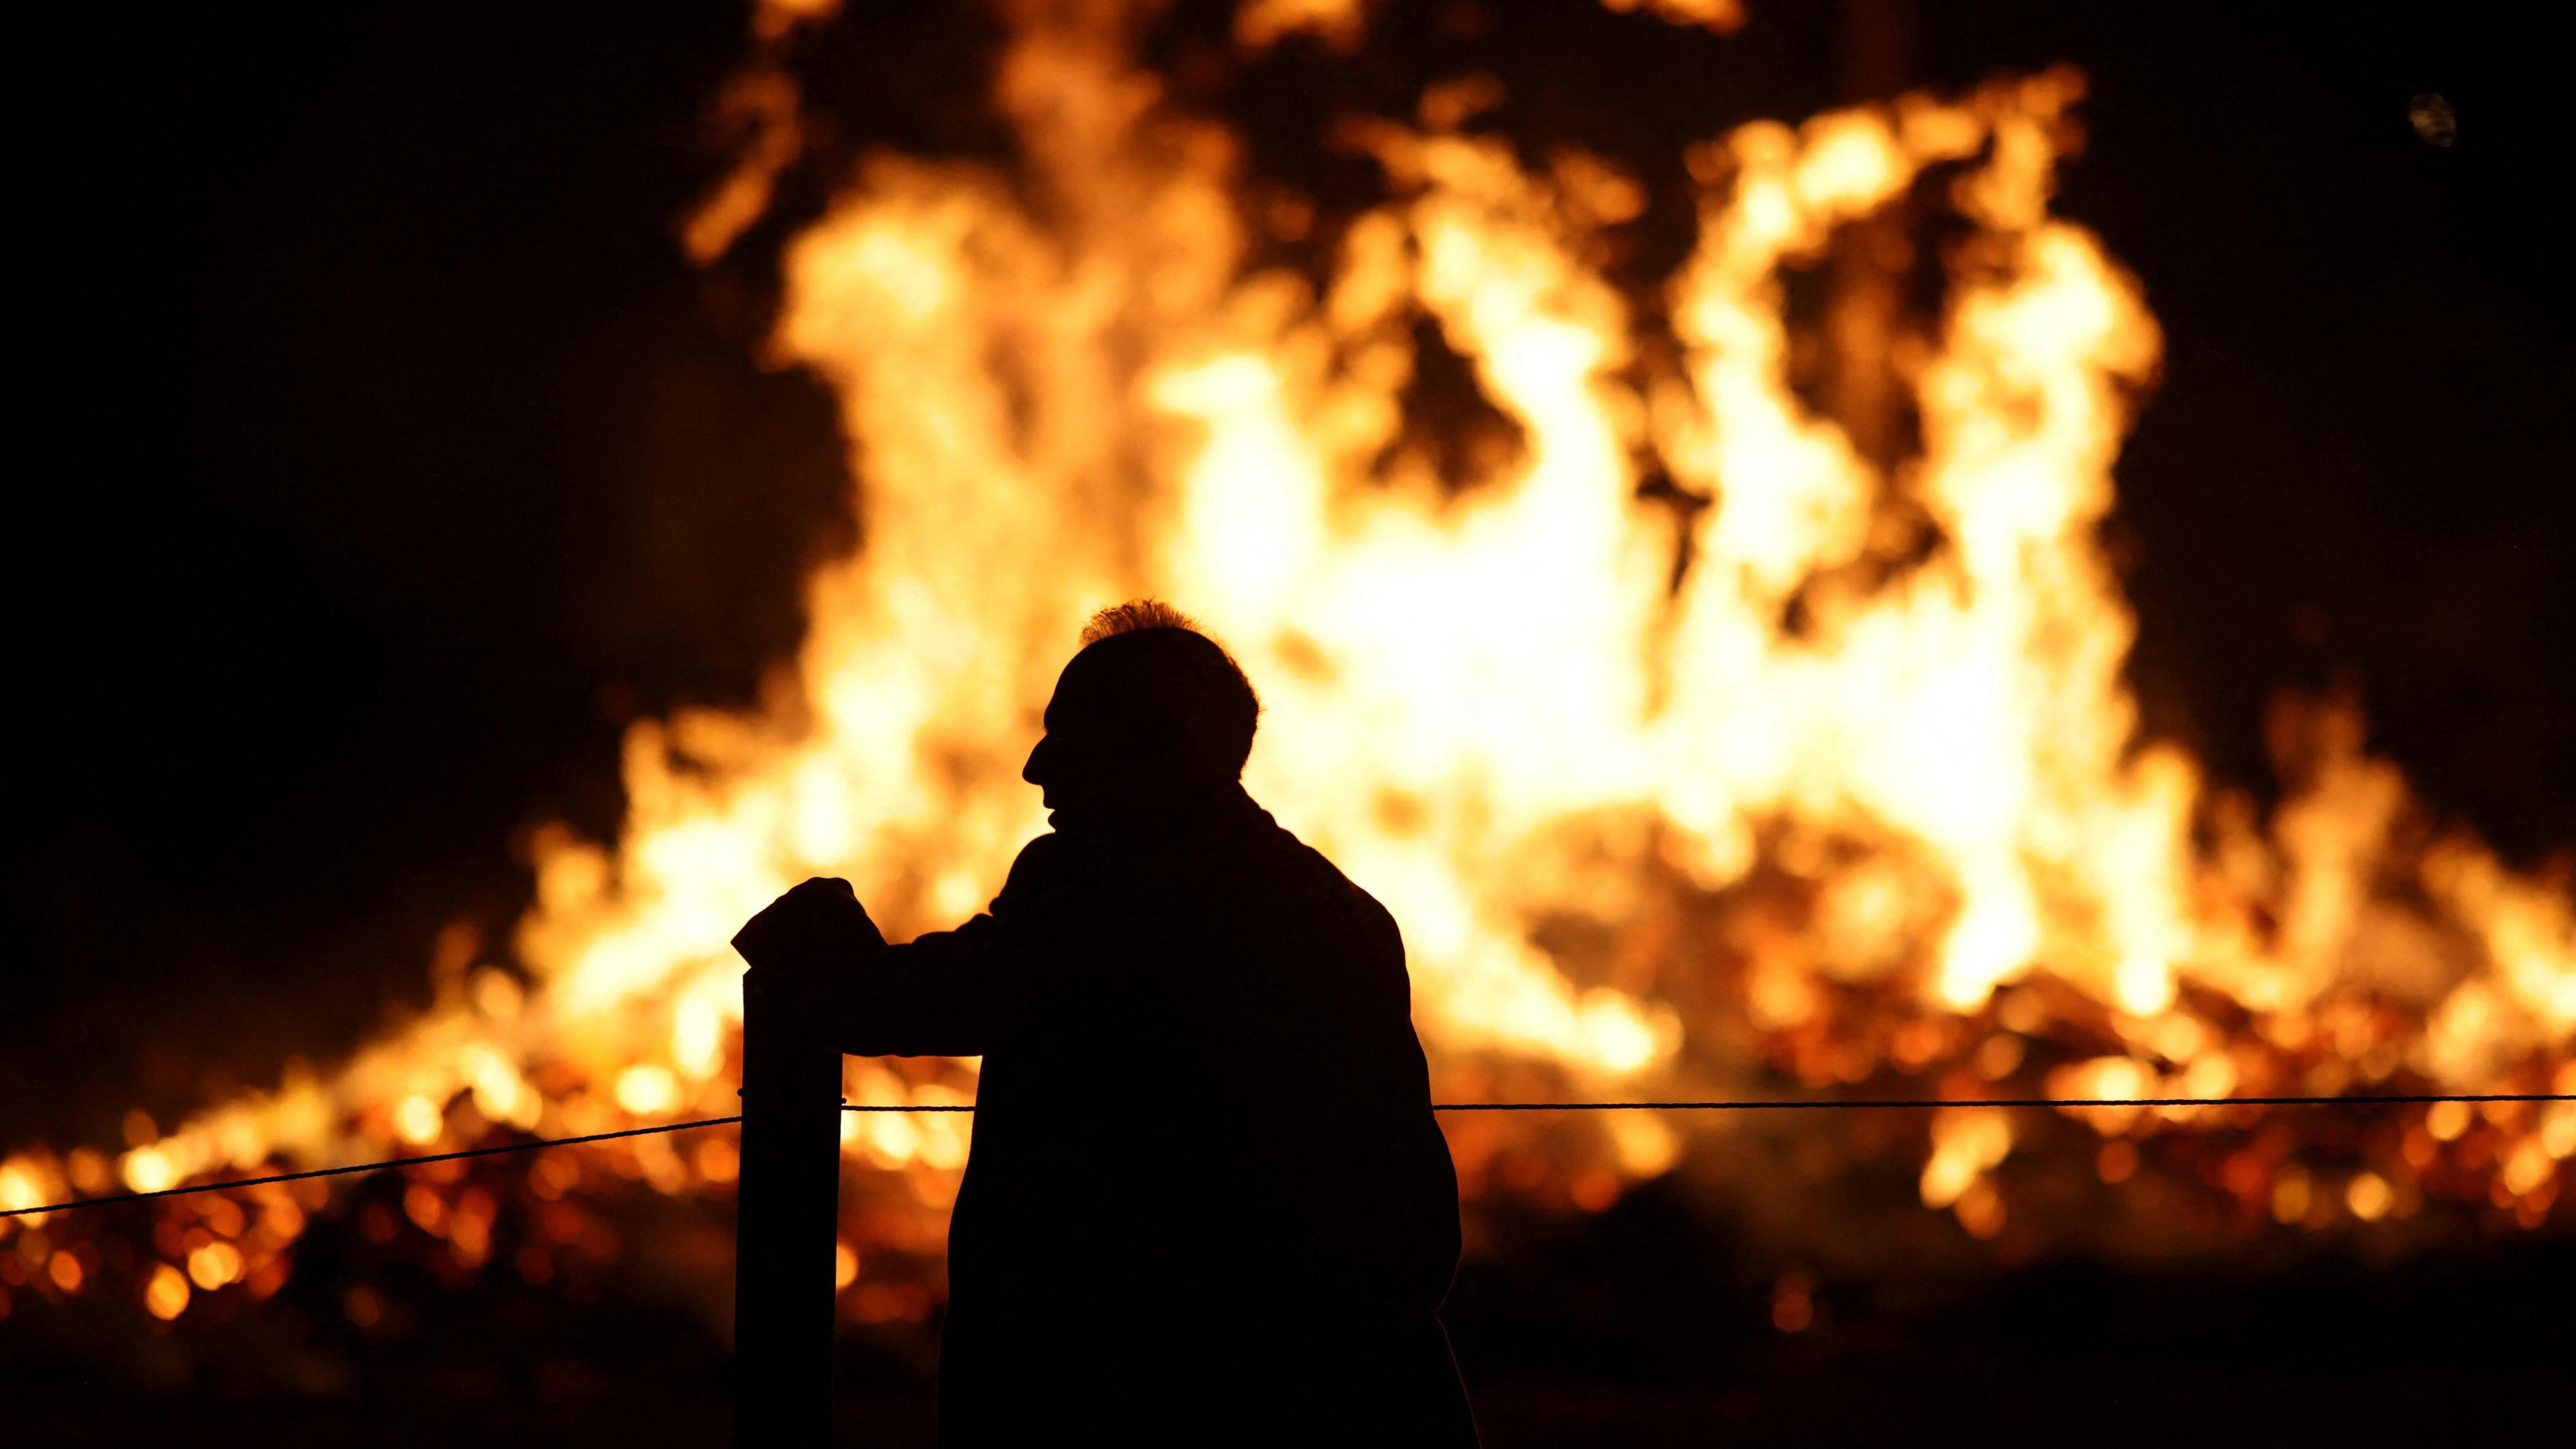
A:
[1022, 734, 1051, 786]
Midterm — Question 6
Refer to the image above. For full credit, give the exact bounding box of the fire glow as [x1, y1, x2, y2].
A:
[3, 0, 2571, 1333]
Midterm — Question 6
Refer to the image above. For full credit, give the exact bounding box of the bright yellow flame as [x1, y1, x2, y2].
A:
[1921, 1106, 2012, 1210]
[2501, 1138, 2554, 1197]
[186, 1240, 246, 1291]
[0, 1159, 44, 1226]
[614, 1065, 681, 1117]
[2428, 1099, 2472, 1142]
[392, 1095, 444, 1148]
[1601, 0, 1748, 35]
[120, 1147, 174, 1195]
[144, 1262, 191, 1320]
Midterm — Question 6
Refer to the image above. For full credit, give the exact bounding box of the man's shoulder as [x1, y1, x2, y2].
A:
[1008, 830, 1067, 874]
[1257, 820, 1403, 954]
[991, 832, 1073, 914]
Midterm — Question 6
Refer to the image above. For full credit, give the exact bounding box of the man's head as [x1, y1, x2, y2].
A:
[1023, 600, 1260, 830]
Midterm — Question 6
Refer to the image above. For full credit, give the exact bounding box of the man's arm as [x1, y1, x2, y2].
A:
[733, 837, 1063, 1059]
[838, 916, 1007, 1057]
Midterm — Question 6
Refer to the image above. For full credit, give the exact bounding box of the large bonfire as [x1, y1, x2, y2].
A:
[4, 0, 2569, 1332]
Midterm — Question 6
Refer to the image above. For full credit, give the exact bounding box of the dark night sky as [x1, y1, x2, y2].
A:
[13, 1, 2570, 1143]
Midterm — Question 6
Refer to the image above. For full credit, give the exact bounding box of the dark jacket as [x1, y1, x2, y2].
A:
[840, 786, 1477, 1446]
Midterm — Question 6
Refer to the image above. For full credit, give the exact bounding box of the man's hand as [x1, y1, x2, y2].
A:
[733, 877, 887, 1011]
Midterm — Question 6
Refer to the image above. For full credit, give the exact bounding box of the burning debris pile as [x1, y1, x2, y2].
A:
[5, 0, 2569, 1344]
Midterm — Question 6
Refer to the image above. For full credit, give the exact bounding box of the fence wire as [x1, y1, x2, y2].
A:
[9, 1092, 2567, 1218]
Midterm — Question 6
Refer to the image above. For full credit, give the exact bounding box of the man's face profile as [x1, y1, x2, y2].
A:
[1022, 649, 1157, 828]
[1020, 614, 1258, 834]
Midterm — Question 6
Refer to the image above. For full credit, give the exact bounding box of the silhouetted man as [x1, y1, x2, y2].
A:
[735, 601, 1478, 1446]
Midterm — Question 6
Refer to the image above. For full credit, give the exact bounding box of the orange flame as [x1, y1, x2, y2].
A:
[3, 2, 2568, 1324]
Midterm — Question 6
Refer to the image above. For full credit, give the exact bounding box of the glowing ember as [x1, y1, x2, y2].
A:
[2, 0, 2567, 1330]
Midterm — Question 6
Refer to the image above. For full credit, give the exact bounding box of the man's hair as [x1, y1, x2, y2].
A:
[1074, 600, 1260, 778]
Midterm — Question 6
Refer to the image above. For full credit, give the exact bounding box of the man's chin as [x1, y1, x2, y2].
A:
[1046, 807, 1106, 834]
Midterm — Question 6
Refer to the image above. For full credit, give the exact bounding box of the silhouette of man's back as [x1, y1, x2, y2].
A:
[739, 603, 1477, 1446]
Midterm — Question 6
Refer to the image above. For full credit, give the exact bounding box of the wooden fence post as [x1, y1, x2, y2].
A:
[734, 967, 843, 1446]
